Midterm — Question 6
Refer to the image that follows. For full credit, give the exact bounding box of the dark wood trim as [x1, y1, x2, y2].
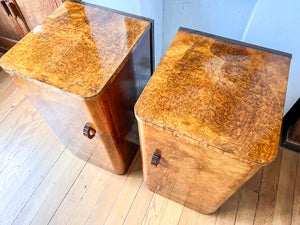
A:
[179, 27, 292, 58]
[0, 36, 18, 53]
[149, 21, 155, 74]
[68, 0, 153, 23]
[281, 98, 300, 152]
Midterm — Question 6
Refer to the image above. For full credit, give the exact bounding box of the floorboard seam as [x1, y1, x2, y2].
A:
[10, 147, 67, 225]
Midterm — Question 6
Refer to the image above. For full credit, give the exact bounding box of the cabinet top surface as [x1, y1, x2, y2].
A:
[0, 1, 151, 97]
[135, 28, 291, 164]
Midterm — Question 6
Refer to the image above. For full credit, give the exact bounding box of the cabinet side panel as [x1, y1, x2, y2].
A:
[87, 28, 152, 174]
[138, 122, 263, 214]
[6, 72, 116, 173]
[84, 96, 128, 174]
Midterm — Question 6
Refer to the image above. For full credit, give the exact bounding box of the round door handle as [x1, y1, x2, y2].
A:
[83, 123, 96, 139]
[151, 153, 161, 167]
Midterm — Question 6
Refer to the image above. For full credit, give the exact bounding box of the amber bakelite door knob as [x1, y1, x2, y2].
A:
[151, 153, 161, 167]
[83, 123, 96, 139]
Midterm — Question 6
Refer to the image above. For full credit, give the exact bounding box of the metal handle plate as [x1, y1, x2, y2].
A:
[151, 153, 161, 167]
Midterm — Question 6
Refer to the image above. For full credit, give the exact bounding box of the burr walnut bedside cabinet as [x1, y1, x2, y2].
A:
[135, 27, 292, 214]
[0, 0, 154, 174]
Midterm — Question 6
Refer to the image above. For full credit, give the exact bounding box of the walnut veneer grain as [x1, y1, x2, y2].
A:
[0, 1, 153, 174]
[135, 28, 291, 213]
[0, 0, 150, 97]
[135, 28, 291, 164]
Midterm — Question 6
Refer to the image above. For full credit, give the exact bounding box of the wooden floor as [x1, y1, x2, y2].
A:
[0, 71, 299, 225]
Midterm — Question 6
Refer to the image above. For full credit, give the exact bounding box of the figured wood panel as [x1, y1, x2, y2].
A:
[5, 66, 142, 174]
[5, 71, 120, 171]
[0, 1, 153, 175]
[135, 28, 291, 164]
[138, 123, 262, 214]
[0, 1, 151, 97]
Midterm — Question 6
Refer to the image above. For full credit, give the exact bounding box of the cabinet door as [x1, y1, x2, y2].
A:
[138, 124, 262, 214]
[0, 0, 29, 52]
[14, 0, 65, 30]
[0, 0, 68, 52]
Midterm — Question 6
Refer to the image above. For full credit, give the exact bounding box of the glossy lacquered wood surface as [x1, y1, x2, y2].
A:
[135, 28, 291, 164]
[138, 124, 262, 214]
[0, 0, 151, 97]
[0, 1, 153, 174]
[135, 28, 291, 214]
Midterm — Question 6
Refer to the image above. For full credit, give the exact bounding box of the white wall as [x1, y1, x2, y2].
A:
[140, 0, 163, 68]
[242, 0, 300, 114]
[84, 0, 141, 15]
[162, 0, 257, 54]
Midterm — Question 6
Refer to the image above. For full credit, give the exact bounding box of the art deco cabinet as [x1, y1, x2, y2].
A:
[0, 0, 154, 174]
[135, 27, 291, 214]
